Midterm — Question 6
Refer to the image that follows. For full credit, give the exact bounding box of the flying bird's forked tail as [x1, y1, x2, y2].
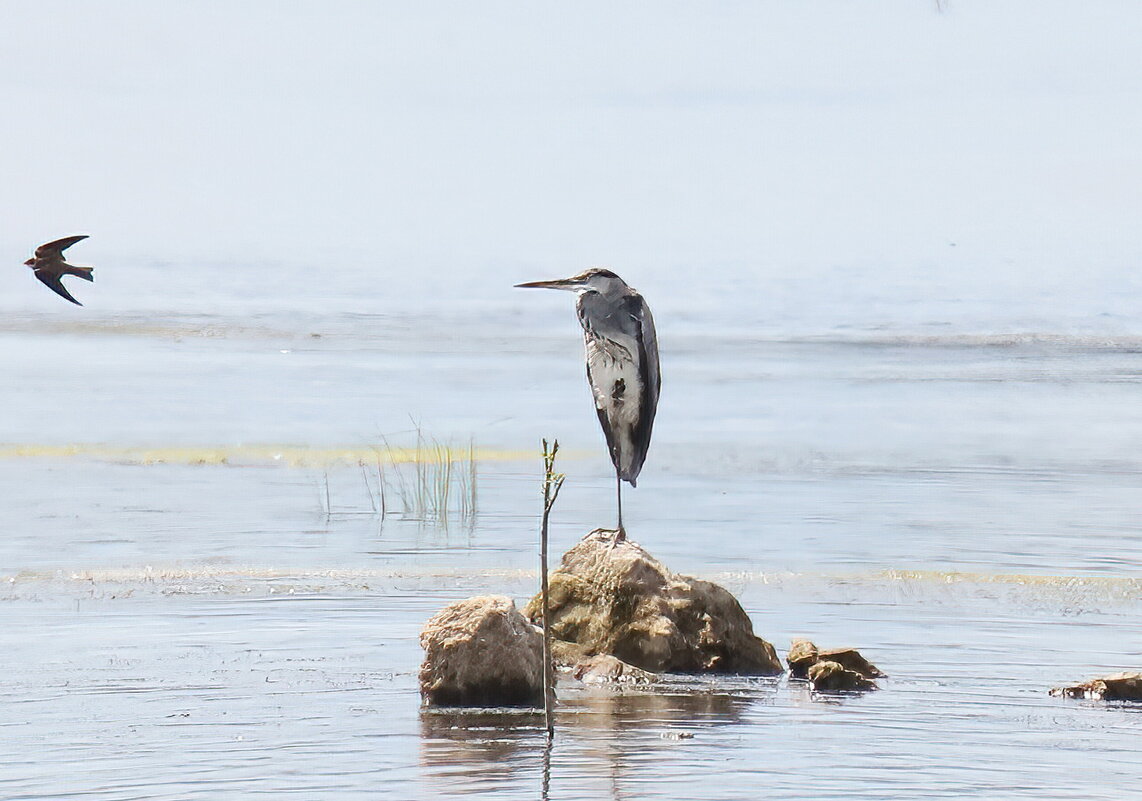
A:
[65, 265, 95, 282]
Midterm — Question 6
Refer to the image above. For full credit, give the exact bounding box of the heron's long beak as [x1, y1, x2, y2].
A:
[514, 277, 582, 291]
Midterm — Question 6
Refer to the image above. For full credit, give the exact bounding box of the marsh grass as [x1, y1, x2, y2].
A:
[320, 429, 478, 524]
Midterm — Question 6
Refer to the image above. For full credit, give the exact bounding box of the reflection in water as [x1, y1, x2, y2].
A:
[419, 684, 770, 798]
[565, 686, 760, 728]
[563, 689, 762, 801]
[541, 737, 552, 801]
[420, 708, 547, 792]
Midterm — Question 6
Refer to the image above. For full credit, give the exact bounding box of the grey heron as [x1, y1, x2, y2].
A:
[25, 235, 94, 306]
[516, 268, 660, 539]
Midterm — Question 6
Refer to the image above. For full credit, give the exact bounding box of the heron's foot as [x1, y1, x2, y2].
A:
[606, 526, 627, 549]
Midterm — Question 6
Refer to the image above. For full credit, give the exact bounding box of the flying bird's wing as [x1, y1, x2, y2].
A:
[34, 269, 83, 306]
[35, 235, 89, 260]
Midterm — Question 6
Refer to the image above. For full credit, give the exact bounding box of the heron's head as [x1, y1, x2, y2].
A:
[515, 268, 627, 295]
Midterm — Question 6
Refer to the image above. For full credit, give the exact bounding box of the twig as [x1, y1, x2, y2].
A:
[540, 438, 565, 740]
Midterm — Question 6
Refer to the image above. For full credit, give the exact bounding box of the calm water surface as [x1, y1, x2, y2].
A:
[2, 268, 1142, 799]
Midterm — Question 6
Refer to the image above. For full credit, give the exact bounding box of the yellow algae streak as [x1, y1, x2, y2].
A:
[7, 564, 535, 583]
[0, 443, 539, 467]
[3, 565, 1138, 605]
[0, 318, 287, 340]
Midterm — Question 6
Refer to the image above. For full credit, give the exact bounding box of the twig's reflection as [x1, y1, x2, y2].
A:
[541, 735, 552, 801]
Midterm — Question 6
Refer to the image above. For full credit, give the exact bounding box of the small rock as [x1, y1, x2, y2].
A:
[1050, 671, 1142, 701]
[573, 654, 658, 684]
[419, 595, 543, 707]
[808, 660, 879, 693]
[550, 639, 657, 683]
[787, 639, 820, 678]
[787, 639, 884, 680]
[817, 648, 885, 679]
[526, 529, 782, 675]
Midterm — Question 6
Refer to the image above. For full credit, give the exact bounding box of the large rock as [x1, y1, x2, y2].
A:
[1050, 672, 1142, 701]
[525, 529, 782, 675]
[419, 595, 544, 707]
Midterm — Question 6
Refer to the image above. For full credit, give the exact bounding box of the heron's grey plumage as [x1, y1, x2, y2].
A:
[576, 275, 660, 486]
[516, 268, 660, 533]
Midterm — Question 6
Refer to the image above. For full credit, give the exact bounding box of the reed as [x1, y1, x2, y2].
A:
[350, 428, 479, 524]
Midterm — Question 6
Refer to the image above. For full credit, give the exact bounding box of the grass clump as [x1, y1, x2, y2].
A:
[320, 428, 478, 525]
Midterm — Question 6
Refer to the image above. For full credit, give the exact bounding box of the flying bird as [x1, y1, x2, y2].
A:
[516, 268, 660, 539]
[25, 235, 94, 306]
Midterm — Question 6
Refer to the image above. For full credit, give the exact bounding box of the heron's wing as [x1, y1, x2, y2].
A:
[34, 270, 83, 306]
[35, 235, 88, 260]
[628, 294, 660, 475]
[632, 295, 660, 401]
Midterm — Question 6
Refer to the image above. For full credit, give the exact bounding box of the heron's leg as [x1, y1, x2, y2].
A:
[615, 473, 626, 542]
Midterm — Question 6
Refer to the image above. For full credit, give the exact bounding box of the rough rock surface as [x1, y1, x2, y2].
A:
[787, 639, 885, 680]
[787, 639, 820, 678]
[1050, 671, 1142, 701]
[808, 660, 879, 692]
[419, 595, 543, 707]
[525, 529, 782, 675]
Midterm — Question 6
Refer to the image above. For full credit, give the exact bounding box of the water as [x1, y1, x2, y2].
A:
[3, 287, 1142, 799]
[4, 1, 1142, 797]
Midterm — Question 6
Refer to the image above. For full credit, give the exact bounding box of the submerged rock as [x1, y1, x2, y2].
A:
[419, 595, 544, 707]
[1050, 672, 1142, 701]
[573, 653, 659, 684]
[787, 639, 884, 681]
[807, 660, 879, 692]
[525, 529, 782, 675]
[552, 639, 657, 684]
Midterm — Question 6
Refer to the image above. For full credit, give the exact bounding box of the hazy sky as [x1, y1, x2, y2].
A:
[2, 1, 1140, 309]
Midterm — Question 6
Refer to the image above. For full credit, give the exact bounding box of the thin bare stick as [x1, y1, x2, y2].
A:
[540, 438, 565, 740]
[322, 471, 332, 520]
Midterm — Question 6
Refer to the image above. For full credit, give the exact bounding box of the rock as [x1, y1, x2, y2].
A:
[1050, 672, 1142, 701]
[787, 639, 884, 680]
[808, 660, 879, 693]
[419, 595, 544, 707]
[787, 639, 820, 678]
[525, 529, 782, 675]
[573, 654, 658, 684]
[818, 648, 885, 679]
[551, 639, 657, 683]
